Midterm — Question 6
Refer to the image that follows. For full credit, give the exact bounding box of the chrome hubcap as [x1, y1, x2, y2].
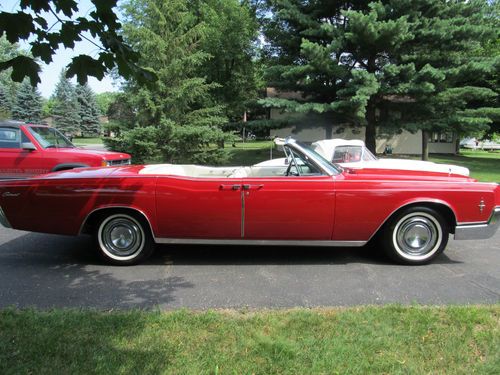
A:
[100, 217, 143, 258]
[395, 214, 440, 258]
[110, 226, 135, 248]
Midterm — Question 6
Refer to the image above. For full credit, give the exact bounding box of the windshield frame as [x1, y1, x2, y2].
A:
[26, 125, 75, 149]
[284, 139, 342, 176]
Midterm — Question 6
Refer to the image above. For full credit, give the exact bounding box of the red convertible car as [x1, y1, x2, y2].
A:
[0, 138, 499, 265]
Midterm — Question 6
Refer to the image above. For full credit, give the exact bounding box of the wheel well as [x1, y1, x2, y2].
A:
[80, 207, 154, 237]
[385, 202, 457, 234]
[52, 163, 89, 172]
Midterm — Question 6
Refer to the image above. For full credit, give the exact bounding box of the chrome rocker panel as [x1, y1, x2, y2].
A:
[454, 207, 500, 240]
[155, 238, 366, 247]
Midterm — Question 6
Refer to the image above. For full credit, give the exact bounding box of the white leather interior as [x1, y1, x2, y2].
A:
[139, 164, 287, 178]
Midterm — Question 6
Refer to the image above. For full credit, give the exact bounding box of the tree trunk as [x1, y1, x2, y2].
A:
[365, 56, 377, 154]
[365, 100, 377, 154]
[421, 130, 429, 161]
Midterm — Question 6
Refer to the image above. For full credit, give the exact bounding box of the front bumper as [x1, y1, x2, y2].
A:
[0, 206, 12, 228]
[454, 207, 500, 240]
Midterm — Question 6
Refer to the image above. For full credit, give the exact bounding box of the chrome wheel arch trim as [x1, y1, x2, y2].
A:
[79, 205, 156, 237]
[364, 199, 457, 243]
[154, 238, 366, 247]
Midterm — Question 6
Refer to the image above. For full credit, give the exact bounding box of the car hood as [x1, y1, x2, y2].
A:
[46, 147, 130, 160]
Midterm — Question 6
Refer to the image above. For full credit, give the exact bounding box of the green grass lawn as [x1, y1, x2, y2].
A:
[0, 306, 498, 374]
[428, 150, 500, 182]
[73, 137, 104, 146]
[224, 140, 281, 166]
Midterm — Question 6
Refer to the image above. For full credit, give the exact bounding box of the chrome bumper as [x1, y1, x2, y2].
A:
[454, 207, 500, 240]
[0, 206, 12, 228]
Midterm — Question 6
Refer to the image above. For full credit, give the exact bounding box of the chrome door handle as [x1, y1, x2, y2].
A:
[220, 184, 241, 190]
[242, 184, 263, 190]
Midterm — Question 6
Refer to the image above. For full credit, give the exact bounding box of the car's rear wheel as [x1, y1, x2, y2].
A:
[381, 207, 448, 265]
[95, 212, 154, 265]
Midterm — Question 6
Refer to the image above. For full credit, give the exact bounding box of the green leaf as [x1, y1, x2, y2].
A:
[0, 12, 34, 43]
[59, 22, 81, 48]
[31, 43, 54, 64]
[54, 0, 78, 18]
[66, 55, 105, 84]
[0, 56, 41, 86]
[19, 1, 51, 13]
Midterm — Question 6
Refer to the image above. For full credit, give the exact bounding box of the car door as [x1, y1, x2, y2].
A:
[155, 176, 242, 239]
[242, 153, 335, 240]
[0, 126, 43, 178]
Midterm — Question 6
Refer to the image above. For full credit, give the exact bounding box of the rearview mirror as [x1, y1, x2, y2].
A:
[21, 142, 36, 151]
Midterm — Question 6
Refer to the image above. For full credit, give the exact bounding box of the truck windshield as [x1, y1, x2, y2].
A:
[27, 126, 75, 149]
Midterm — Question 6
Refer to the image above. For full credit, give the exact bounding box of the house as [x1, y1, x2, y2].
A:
[266, 88, 458, 155]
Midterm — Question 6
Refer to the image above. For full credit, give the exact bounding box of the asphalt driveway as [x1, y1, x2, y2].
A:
[0, 226, 498, 309]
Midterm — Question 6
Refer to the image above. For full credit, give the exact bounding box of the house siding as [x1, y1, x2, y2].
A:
[269, 109, 457, 155]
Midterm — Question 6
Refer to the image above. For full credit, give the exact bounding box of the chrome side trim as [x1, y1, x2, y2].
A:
[0, 206, 12, 228]
[454, 207, 500, 240]
[79, 205, 156, 237]
[154, 238, 366, 247]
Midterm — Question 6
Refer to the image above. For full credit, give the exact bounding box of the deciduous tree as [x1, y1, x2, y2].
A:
[0, 0, 154, 86]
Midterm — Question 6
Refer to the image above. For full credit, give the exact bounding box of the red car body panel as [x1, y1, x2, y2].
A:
[0, 163, 499, 245]
[0, 122, 130, 178]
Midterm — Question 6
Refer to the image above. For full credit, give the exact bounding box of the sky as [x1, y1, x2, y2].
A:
[1, 0, 118, 98]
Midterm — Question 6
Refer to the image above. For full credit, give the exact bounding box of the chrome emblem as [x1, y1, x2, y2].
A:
[2, 192, 20, 198]
[478, 198, 486, 213]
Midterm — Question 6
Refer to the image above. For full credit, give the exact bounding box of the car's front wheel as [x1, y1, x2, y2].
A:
[95, 212, 154, 265]
[381, 207, 448, 265]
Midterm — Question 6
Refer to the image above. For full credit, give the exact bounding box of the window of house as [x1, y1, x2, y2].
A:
[430, 132, 454, 143]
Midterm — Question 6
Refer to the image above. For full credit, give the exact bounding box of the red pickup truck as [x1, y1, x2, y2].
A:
[0, 120, 131, 179]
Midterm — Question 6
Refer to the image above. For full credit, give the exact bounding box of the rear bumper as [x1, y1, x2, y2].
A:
[454, 207, 500, 240]
[0, 206, 12, 228]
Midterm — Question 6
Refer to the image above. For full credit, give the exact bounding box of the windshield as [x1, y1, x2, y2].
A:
[331, 145, 377, 163]
[288, 141, 342, 175]
[27, 126, 75, 149]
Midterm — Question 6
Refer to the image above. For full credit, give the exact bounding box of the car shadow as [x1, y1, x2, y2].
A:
[152, 244, 460, 266]
[0, 232, 194, 309]
[0, 231, 463, 310]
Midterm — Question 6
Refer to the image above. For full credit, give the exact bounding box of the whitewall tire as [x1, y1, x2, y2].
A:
[382, 207, 448, 265]
[95, 212, 154, 265]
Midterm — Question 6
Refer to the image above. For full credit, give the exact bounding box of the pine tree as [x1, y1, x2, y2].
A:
[76, 84, 101, 137]
[51, 70, 80, 135]
[108, 0, 229, 164]
[259, 0, 499, 158]
[11, 80, 42, 122]
[0, 83, 11, 119]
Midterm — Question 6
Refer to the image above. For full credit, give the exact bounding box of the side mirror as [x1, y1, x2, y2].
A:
[21, 142, 36, 151]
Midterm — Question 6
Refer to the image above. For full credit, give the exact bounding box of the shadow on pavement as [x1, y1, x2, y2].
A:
[0, 232, 194, 309]
[0, 231, 462, 310]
